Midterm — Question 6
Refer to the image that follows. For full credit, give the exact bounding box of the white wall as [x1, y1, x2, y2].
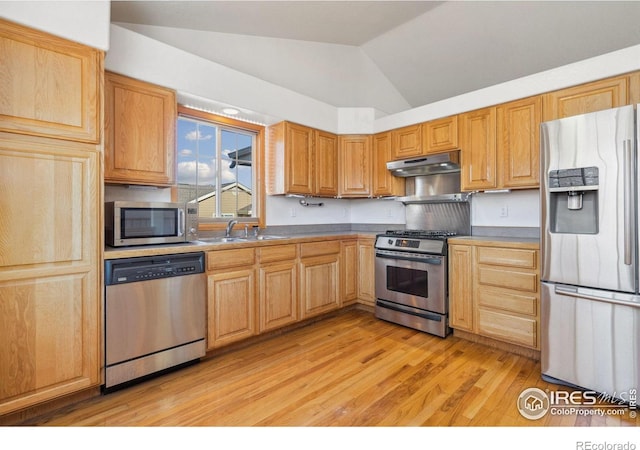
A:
[471, 190, 540, 228]
[0, 1, 110, 50]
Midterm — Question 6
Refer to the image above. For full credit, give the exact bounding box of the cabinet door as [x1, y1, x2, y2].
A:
[314, 130, 338, 197]
[285, 122, 315, 195]
[448, 244, 474, 332]
[339, 135, 372, 197]
[497, 96, 541, 189]
[460, 107, 497, 191]
[104, 72, 176, 186]
[299, 255, 340, 319]
[629, 71, 640, 106]
[207, 269, 256, 349]
[0, 19, 101, 143]
[341, 240, 358, 305]
[357, 239, 376, 307]
[259, 262, 298, 332]
[372, 132, 404, 197]
[422, 116, 458, 155]
[543, 75, 628, 121]
[0, 133, 100, 415]
[391, 124, 422, 159]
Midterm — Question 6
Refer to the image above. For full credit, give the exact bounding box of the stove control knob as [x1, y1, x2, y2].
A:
[388, 239, 394, 245]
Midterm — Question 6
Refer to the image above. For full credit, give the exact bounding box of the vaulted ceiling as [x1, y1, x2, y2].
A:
[111, 1, 640, 116]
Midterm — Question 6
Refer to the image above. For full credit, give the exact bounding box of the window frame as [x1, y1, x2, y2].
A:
[174, 105, 266, 231]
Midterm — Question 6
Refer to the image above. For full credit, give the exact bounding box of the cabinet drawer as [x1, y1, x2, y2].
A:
[476, 246, 537, 268]
[300, 240, 341, 258]
[477, 287, 537, 316]
[477, 267, 537, 292]
[478, 308, 537, 348]
[258, 244, 297, 264]
[207, 248, 255, 271]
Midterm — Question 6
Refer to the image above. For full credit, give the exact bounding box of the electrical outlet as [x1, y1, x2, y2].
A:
[290, 207, 296, 217]
[500, 206, 508, 218]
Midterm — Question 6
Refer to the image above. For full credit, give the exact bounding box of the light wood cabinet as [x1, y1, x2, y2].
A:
[460, 107, 497, 191]
[104, 71, 176, 186]
[341, 240, 358, 306]
[267, 121, 314, 196]
[422, 115, 459, 155]
[448, 244, 474, 332]
[356, 238, 376, 308]
[258, 245, 298, 332]
[391, 124, 422, 160]
[338, 135, 372, 197]
[496, 96, 541, 189]
[543, 75, 628, 121]
[448, 240, 540, 350]
[0, 20, 102, 417]
[630, 71, 640, 105]
[299, 241, 341, 318]
[314, 130, 338, 197]
[0, 133, 101, 416]
[372, 132, 404, 197]
[206, 248, 256, 349]
[0, 19, 101, 143]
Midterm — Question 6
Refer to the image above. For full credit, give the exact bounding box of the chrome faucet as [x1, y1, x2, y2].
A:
[225, 219, 238, 237]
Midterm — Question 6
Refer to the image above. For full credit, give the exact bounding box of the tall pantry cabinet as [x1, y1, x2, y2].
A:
[0, 19, 103, 416]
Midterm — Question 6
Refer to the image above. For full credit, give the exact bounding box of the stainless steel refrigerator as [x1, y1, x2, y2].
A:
[540, 105, 640, 400]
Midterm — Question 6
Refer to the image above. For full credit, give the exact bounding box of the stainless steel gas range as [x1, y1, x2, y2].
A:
[374, 229, 457, 338]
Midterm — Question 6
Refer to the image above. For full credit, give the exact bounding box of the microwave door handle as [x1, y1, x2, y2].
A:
[623, 139, 634, 265]
[178, 209, 185, 237]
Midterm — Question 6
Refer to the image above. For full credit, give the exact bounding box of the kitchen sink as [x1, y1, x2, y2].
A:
[253, 235, 287, 240]
[198, 237, 248, 243]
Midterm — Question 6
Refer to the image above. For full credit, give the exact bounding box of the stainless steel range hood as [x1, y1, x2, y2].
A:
[386, 152, 460, 177]
[387, 151, 471, 203]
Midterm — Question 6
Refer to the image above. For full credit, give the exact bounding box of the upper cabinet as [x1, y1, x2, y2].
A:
[460, 96, 542, 191]
[391, 124, 422, 160]
[0, 19, 101, 143]
[497, 96, 541, 189]
[543, 75, 628, 121]
[267, 121, 315, 196]
[422, 115, 459, 155]
[372, 132, 404, 197]
[104, 71, 177, 186]
[339, 135, 372, 198]
[314, 129, 338, 197]
[460, 107, 497, 191]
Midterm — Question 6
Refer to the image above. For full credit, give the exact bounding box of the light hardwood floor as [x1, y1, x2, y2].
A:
[22, 309, 638, 427]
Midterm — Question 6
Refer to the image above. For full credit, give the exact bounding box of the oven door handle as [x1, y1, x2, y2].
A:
[375, 252, 442, 265]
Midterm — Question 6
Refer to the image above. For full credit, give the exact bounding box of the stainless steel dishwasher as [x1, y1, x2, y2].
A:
[104, 252, 206, 390]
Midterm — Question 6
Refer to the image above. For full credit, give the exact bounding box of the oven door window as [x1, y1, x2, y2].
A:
[121, 208, 178, 239]
[386, 266, 428, 298]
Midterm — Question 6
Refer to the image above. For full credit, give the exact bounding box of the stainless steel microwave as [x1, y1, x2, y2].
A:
[105, 201, 199, 247]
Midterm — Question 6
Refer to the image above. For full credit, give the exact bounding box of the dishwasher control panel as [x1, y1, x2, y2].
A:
[105, 252, 205, 285]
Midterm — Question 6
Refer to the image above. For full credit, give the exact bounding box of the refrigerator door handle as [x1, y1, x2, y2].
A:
[554, 284, 640, 309]
[623, 139, 634, 265]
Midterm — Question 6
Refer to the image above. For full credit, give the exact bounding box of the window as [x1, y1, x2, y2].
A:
[176, 106, 264, 228]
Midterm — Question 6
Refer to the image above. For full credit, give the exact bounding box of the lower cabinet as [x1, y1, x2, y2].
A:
[448, 239, 540, 350]
[356, 238, 376, 308]
[299, 241, 341, 319]
[341, 240, 358, 306]
[204, 236, 377, 350]
[0, 133, 101, 416]
[258, 244, 298, 332]
[206, 248, 256, 349]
